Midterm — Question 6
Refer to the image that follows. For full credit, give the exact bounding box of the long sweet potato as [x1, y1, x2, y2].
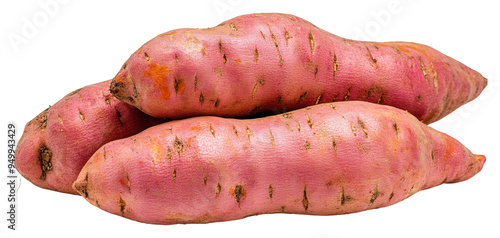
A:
[15, 80, 165, 194]
[110, 13, 486, 124]
[73, 101, 485, 224]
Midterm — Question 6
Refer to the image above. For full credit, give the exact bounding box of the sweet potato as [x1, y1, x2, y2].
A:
[110, 13, 486, 124]
[73, 101, 485, 224]
[15, 80, 166, 194]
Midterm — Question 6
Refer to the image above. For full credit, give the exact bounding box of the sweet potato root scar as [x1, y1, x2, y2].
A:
[38, 145, 53, 180]
[73, 173, 88, 197]
[119, 197, 127, 216]
[143, 63, 172, 100]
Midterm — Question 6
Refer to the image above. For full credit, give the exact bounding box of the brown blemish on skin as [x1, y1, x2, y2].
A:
[199, 92, 205, 104]
[119, 197, 126, 216]
[315, 93, 323, 105]
[302, 186, 309, 211]
[298, 91, 307, 103]
[260, 30, 266, 40]
[232, 125, 238, 135]
[357, 118, 368, 138]
[281, 206, 286, 212]
[269, 130, 275, 147]
[231, 185, 246, 207]
[344, 87, 351, 101]
[282, 113, 292, 119]
[214, 98, 220, 108]
[268, 185, 273, 198]
[284, 31, 290, 46]
[254, 48, 259, 63]
[214, 68, 223, 77]
[305, 141, 310, 150]
[419, 56, 430, 87]
[165, 147, 172, 161]
[210, 124, 215, 137]
[57, 116, 63, 126]
[306, 115, 313, 129]
[340, 186, 352, 205]
[194, 74, 198, 90]
[366, 46, 377, 65]
[215, 182, 222, 198]
[143, 63, 172, 101]
[332, 137, 337, 152]
[104, 95, 111, 105]
[332, 54, 338, 79]
[173, 168, 177, 180]
[115, 108, 124, 125]
[203, 175, 207, 185]
[369, 184, 382, 205]
[268, 26, 283, 66]
[389, 192, 394, 201]
[144, 52, 150, 61]
[229, 23, 238, 32]
[79, 110, 85, 122]
[431, 150, 435, 161]
[173, 137, 183, 155]
[246, 126, 251, 141]
[173, 77, 186, 95]
[297, 123, 301, 132]
[308, 32, 314, 53]
[350, 122, 357, 136]
[252, 78, 265, 99]
[393, 122, 399, 135]
[38, 145, 53, 180]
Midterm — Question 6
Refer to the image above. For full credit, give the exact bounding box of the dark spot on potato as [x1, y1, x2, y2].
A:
[268, 185, 273, 198]
[282, 113, 292, 119]
[215, 182, 222, 198]
[332, 54, 338, 79]
[115, 108, 124, 125]
[229, 23, 238, 32]
[144, 52, 150, 61]
[38, 107, 50, 130]
[214, 98, 220, 108]
[393, 122, 398, 135]
[357, 118, 368, 138]
[173, 137, 183, 155]
[369, 184, 382, 205]
[119, 197, 126, 216]
[232, 185, 245, 207]
[173, 168, 177, 180]
[298, 91, 307, 103]
[199, 92, 205, 104]
[281, 205, 286, 212]
[254, 48, 259, 63]
[203, 175, 207, 185]
[389, 192, 394, 201]
[340, 186, 352, 205]
[38, 145, 53, 180]
[302, 186, 309, 211]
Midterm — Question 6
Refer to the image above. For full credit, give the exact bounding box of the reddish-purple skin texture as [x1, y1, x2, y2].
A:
[73, 101, 485, 224]
[15, 80, 166, 194]
[111, 13, 487, 124]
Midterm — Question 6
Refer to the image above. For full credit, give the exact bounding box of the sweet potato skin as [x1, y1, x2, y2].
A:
[111, 13, 487, 124]
[15, 80, 165, 194]
[73, 101, 485, 224]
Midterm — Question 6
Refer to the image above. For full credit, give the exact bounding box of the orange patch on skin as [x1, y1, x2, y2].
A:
[190, 125, 201, 132]
[175, 78, 186, 94]
[444, 139, 456, 163]
[143, 63, 173, 100]
[149, 138, 165, 166]
[234, 59, 241, 64]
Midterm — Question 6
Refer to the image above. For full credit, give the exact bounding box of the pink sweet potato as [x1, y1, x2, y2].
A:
[15, 80, 165, 194]
[110, 13, 486, 124]
[73, 101, 485, 224]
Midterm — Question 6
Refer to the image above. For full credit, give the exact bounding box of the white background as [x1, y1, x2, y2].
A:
[1, 0, 499, 237]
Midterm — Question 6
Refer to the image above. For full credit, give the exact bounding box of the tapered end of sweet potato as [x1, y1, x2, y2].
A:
[474, 154, 486, 174]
